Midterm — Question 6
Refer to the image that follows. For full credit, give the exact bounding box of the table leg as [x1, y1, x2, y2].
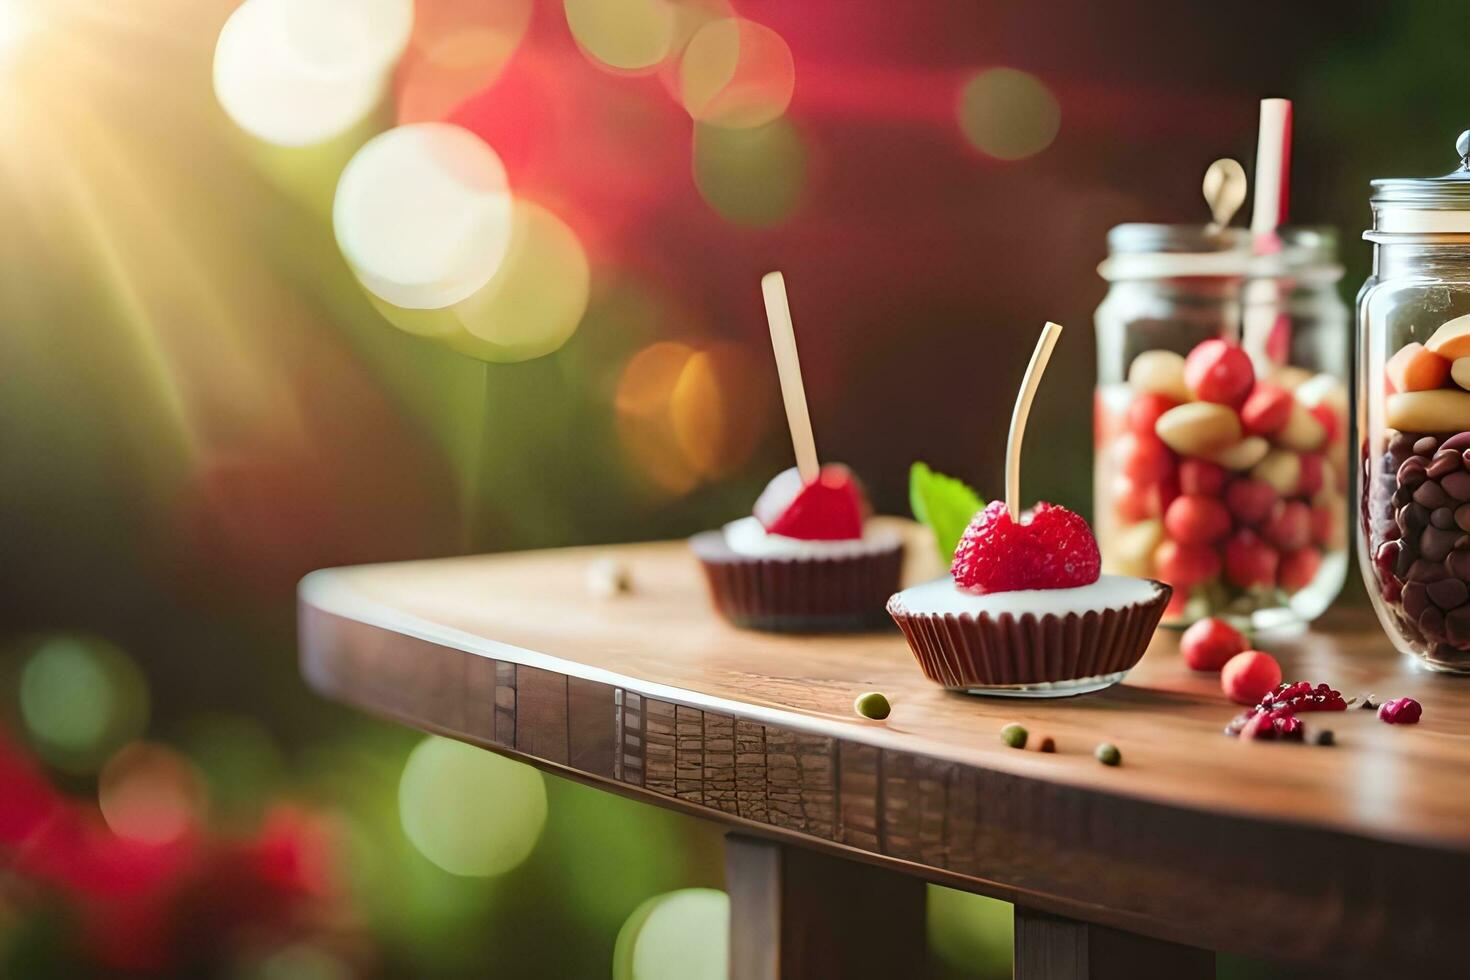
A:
[1014, 906, 1213, 980]
[724, 833, 926, 979]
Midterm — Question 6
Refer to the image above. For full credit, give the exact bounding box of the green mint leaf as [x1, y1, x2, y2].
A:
[909, 462, 984, 564]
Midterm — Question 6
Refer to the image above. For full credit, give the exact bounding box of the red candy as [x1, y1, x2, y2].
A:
[1116, 431, 1175, 484]
[1378, 697, 1422, 725]
[1263, 501, 1312, 552]
[1240, 383, 1292, 436]
[1225, 478, 1278, 526]
[1153, 539, 1221, 590]
[1221, 650, 1282, 704]
[1164, 494, 1231, 546]
[1178, 459, 1226, 496]
[1309, 403, 1340, 444]
[1296, 453, 1324, 496]
[952, 500, 1101, 594]
[1279, 547, 1322, 593]
[754, 465, 868, 540]
[1180, 617, 1247, 671]
[1224, 530, 1279, 589]
[1184, 339, 1255, 407]
[1126, 393, 1181, 437]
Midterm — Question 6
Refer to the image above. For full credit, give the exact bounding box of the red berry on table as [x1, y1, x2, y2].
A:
[1153, 539, 1222, 591]
[1221, 650, 1282, 704]
[1177, 459, 1226, 496]
[1225, 477, 1279, 526]
[1127, 393, 1182, 437]
[1263, 500, 1313, 552]
[1180, 617, 1248, 671]
[754, 465, 868, 540]
[1378, 697, 1423, 725]
[1163, 494, 1232, 546]
[1240, 383, 1293, 436]
[1279, 547, 1323, 594]
[1184, 339, 1255, 408]
[952, 500, 1101, 594]
[1223, 530, 1280, 589]
[1117, 431, 1175, 485]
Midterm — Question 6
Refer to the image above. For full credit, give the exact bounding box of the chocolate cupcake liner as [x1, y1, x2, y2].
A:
[691, 530, 904, 632]
[888, 583, 1170, 690]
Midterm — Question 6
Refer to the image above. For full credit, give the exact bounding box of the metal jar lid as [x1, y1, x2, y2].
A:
[1367, 131, 1470, 238]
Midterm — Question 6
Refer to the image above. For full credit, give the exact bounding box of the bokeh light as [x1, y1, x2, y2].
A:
[98, 742, 204, 845]
[18, 634, 149, 773]
[679, 18, 795, 129]
[179, 713, 284, 824]
[247, 942, 352, 980]
[368, 200, 590, 363]
[956, 67, 1060, 161]
[565, 0, 679, 74]
[397, 0, 533, 124]
[397, 736, 547, 877]
[213, 0, 392, 148]
[334, 122, 514, 310]
[612, 888, 729, 980]
[278, 0, 414, 79]
[615, 341, 701, 494]
[927, 884, 1013, 976]
[692, 118, 807, 226]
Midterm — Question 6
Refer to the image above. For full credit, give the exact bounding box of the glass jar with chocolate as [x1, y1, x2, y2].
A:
[1095, 225, 1350, 629]
[1360, 132, 1470, 672]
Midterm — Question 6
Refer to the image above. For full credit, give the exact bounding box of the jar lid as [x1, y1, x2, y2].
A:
[1368, 131, 1470, 236]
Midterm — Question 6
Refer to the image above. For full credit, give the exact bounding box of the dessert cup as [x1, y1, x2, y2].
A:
[888, 574, 1171, 696]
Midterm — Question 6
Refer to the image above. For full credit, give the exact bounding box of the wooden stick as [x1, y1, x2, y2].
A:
[761, 271, 820, 483]
[1250, 98, 1292, 239]
[1005, 322, 1063, 521]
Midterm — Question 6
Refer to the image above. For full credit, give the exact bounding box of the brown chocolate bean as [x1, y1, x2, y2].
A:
[1416, 435, 1442, 456]
[1431, 450, 1464, 479]
[1408, 559, 1450, 583]
[1458, 503, 1470, 533]
[1463, 448, 1470, 468]
[1459, 536, 1470, 551]
[1393, 487, 1413, 508]
[1443, 471, 1470, 501]
[1415, 480, 1452, 509]
[1399, 502, 1430, 538]
[1448, 606, 1470, 645]
[1421, 605, 1448, 642]
[1448, 550, 1470, 580]
[1398, 456, 1429, 487]
[1391, 432, 1420, 456]
[1429, 577, 1470, 610]
[1423, 526, 1460, 563]
[1441, 432, 1470, 452]
[1433, 507, 1457, 529]
[1396, 544, 1417, 577]
[1403, 581, 1431, 619]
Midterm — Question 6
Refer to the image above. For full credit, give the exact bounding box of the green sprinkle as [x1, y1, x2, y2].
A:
[1094, 743, 1121, 767]
[853, 692, 891, 720]
[1001, 723, 1028, 749]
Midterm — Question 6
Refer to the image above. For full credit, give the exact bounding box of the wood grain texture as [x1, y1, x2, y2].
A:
[1014, 907, 1212, 980]
[299, 537, 1470, 973]
[725, 833, 926, 980]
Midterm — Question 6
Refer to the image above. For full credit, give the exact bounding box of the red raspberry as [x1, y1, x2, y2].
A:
[1184, 339, 1255, 407]
[1180, 617, 1247, 671]
[1378, 698, 1423, 725]
[754, 465, 869, 540]
[952, 500, 1101, 594]
[1221, 650, 1281, 704]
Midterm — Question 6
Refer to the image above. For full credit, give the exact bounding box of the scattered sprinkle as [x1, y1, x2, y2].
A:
[1094, 742, 1122, 767]
[1001, 723, 1028, 749]
[1358, 694, 1377, 710]
[853, 692, 891, 721]
[1315, 730, 1335, 746]
[1037, 736, 1056, 754]
[586, 557, 631, 598]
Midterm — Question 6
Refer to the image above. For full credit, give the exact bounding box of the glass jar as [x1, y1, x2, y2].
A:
[1095, 224, 1350, 629]
[1359, 133, 1470, 672]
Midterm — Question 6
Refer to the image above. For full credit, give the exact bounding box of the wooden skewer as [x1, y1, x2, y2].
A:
[761, 271, 820, 484]
[1005, 322, 1063, 521]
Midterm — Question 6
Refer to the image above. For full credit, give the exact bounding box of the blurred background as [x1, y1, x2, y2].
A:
[0, 0, 1458, 975]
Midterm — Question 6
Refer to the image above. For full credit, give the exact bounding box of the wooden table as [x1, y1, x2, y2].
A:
[298, 535, 1470, 979]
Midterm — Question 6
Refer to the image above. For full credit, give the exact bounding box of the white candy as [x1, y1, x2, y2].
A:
[1386, 389, 1470, 433]
[1127, 350, 1192, 401]
[1252, 448, 1302, 496]
[1202, 436, 1268, 471]
[1107, 520, 1163, 578]
[1275, 402, 1326, 452]
[1452, 358, 1470, 392]
[1155, 402, 1241, 455]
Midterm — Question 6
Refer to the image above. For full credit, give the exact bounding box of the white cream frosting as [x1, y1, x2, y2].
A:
[722, 516, 901, 559]
[888, 574, 1162, 618]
